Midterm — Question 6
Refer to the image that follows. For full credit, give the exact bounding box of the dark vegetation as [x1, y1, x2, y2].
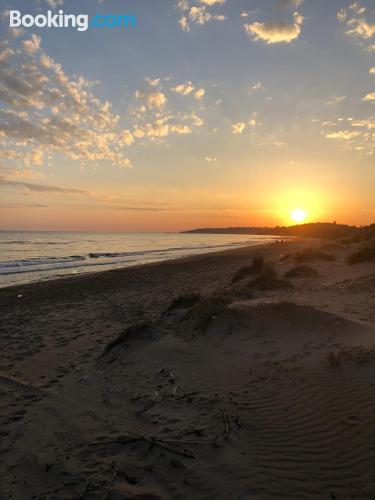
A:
[163, 293, 201, 315]
[285, 265, 319, 278]
[326, 346, 375, 367]
[293, 248, 335, 263]
[192, 295, 230, 332]
[231, 257, 264, 283]
[102, 322, 153, 355]
[347, 243, 375, 265]
[242, 266, 292, 292]
[183, 222, 360, 239]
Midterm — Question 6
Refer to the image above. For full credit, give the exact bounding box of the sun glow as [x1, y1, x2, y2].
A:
[291, 208, 307, 224]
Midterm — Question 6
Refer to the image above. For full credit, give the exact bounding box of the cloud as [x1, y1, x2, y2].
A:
[338, 2, 375, 50]
[244, 11, 304, 44]
[46, 0, 64, 6]
[145, 77, 160, 87]
[177, 0, 226, 31]
[326, 130, 360, 140]
[171, 82, 205, 100]
[323, 115, 375, 154]
[370, 67, 375, 74]
[249, 82, 263, 91]
[0, 203, 48, 209]
[22, 35, 41, 55]
[232, 122, 246, 134]
[363, 92, 375, 101]
[326, 95, 346, 105]
[199, 0, 225, 5]
[142, 91, 167, 109]
[0, 175, 96, 197]
[0, 37, 131, 168]
[172, 82, 195, 95]
[279, 0, 304, 9]
[121, 130, 134, 146]
[205, 156, 217, 162]
[194, 88, 205, 100]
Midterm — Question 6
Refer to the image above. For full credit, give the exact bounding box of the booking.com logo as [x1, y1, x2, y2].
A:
[9, 10, 137, 32]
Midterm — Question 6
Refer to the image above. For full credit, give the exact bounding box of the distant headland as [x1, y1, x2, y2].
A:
[182, 222, 375, 240]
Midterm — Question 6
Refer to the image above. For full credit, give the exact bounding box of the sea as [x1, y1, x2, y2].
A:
[0, 231, 279, 288]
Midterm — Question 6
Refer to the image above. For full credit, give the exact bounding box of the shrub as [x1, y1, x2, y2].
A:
[163, 293, 201, 315]
[102, 322, 152, 356]
[294, 248, 334, 263]
[193, 295, 230, 332]
[231, 257, 264, 284]
[347, 244, 375, 265]
[326, 346, 375, 367]
[285, 265, 319, 279]
[245, 267, 292, 291]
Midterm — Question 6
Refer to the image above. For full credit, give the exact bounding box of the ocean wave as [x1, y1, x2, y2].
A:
[0, 238, 268, 279]
[0, 255, 86, 270]
[88, 242, 245, 259]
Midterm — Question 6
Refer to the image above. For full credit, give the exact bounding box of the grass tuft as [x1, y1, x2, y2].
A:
[285, 265, 319, 279]
[326, 346, 375, 367]
[163, 293, 201, 315]
[347, 244, 375, 265]
[294, 248, 335, 263]
[231, 257, 264, 284]
[244, 266, 292, 291]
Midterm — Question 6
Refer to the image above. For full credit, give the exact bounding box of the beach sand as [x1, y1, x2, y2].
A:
[1, 238, 375, 499]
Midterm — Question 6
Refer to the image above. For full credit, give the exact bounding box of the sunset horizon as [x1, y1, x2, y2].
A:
[1, 0, 374, 232]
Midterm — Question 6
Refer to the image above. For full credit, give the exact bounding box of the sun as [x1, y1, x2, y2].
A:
[291, 208, 307, 224]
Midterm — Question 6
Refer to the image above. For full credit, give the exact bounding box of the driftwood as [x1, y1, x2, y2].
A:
[89, 431, 195, 459]
[176, 391, 198, 400]
[221, 410, 231, 439]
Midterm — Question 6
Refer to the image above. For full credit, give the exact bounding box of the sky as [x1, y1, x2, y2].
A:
[0, 0, 374, 232]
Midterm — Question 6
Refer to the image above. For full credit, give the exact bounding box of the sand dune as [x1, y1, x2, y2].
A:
[0, 239, 375, 499]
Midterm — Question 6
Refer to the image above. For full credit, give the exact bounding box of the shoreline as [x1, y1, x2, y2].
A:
[0, 238, 300, 296]
[0, 234, 286, 291]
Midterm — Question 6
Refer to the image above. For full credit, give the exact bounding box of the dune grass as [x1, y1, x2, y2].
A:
[163, 293, 201, 315]
[326, 346, 375, 367]
[347, 244, 375, 265]
[285, 265, 319, 279]
[102, 322, 153, 356]
[231, 257, 264, 284]
[244, 266, 292, 292]
[294, 248, 335, 263]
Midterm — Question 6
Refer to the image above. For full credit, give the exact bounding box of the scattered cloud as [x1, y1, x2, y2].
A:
[199, 0, 225, 5]
[232, 122, 246, 134]
[249, 82, 263, 92]
[205, 156, 217, 162]
[171, 82, 205, 100]
[326, 130, 361, 140]
[145, 77, 161, 87]
[323, 115, 375, 155]
[0, 175, 98, 197]
[194, 88, 205, 100]
[22, 34, 41, 55]
[135, 90, 167, 109]
[177, 0, 226, 32]
[46, 0, 64, 7]
[244, 11, 304, 44]
[326, 95, 346, 105]
[338, 2, 375, 51]
[172, 81, 195, 95]
[0, 36, 131, 169]
[279, 0, 304, 9]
